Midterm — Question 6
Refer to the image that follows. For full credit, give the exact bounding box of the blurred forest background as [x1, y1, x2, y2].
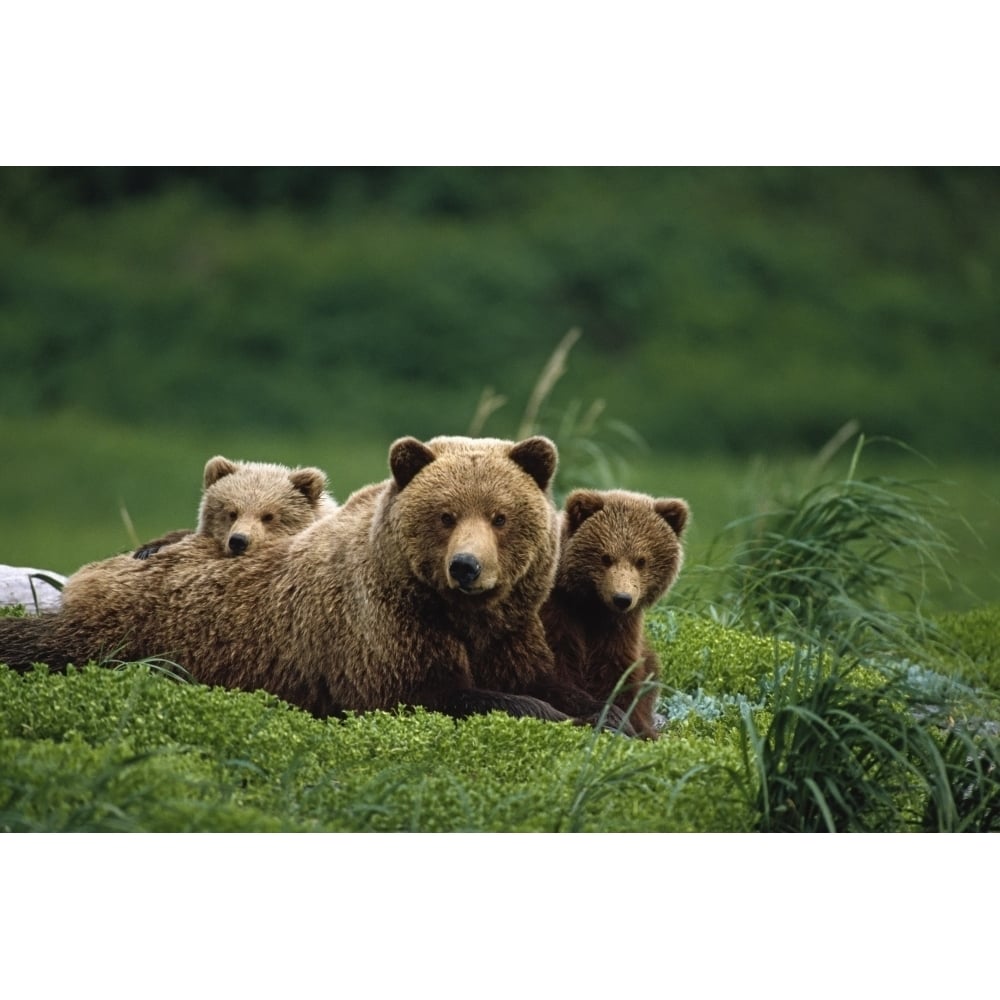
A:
[1, 166, 997, 609]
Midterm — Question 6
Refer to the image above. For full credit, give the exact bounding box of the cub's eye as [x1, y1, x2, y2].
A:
[601, 554, 613, 568]
[492, 514, 506, 528]
[635, 557, 647, 570]
[262, 513, 275, 524]
[228, 511, 238, 522]
[441, 513, 456, 528]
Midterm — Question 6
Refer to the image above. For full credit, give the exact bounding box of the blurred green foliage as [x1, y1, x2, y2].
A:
[2, 166, 997, 455]
[936, 605, 1000, 691]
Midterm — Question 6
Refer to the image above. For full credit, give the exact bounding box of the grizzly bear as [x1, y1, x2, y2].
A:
[133, 455, 337, 559]
[0, 435, 576, 726]
[540, 489, 689, 739]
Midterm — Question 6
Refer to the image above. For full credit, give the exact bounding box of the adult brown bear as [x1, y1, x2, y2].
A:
[0, 436, 575, 726]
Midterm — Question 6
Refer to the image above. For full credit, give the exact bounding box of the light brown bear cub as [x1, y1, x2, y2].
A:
[1, 436, 571, 727]
[541, 489, 689, 739]
[134, 455, 337, 559]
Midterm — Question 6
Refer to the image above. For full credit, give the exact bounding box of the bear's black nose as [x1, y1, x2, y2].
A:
[612, 592, 634, 611]
[228, 534, 249, 555]
[449, 553, 482, 589]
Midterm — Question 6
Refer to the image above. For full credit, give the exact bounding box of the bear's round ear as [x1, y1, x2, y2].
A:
[654, 498, 690, 537]
[204, 456, 239, 488]
[565, 490, 605, 534]
[390, 437, 436, 491]
[508, 436, 558, 492]
[289, 467, 328, 506]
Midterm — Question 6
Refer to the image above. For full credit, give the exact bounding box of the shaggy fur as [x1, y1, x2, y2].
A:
[540, 489, 689, 739]
[133, 455, 337, 559]
[0, 436, 571, 725]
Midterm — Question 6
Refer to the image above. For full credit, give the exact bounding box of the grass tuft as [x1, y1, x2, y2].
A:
[467, 328, 646, 498]
[737, 648, 1000, 832]
[707, 435, 962, 662]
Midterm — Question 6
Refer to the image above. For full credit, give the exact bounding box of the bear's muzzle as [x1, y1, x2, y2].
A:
[449, 552, 482, 591]
[228, 533, 250, 555]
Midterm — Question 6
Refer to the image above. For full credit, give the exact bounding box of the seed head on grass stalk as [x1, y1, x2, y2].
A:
[469, 328, 646, 498]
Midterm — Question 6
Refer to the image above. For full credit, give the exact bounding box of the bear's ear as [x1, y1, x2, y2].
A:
[204, 456, 239, 488]
[390, 437, 436, 491]
[289, 467, 328, 506]
[654, 497, 689, 537]
[508, 436, 558, 492]
[565, 490, 605, 534]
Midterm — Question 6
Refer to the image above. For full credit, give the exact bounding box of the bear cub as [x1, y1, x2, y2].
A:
[541, 488, 689, 739]
[134, 455, 337, 559]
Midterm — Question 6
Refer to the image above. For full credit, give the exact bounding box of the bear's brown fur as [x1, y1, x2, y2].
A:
[540, 489, 689, 739]
[133, 455, 337, 559]
[1, 436, 572, 725]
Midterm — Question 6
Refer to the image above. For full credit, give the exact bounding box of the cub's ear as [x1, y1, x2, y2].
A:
[289, 467, 328, 506]
[655, 498, 689, 537]
[203, 455, 239, 488]
[390, 437, 436, 490]
[565, 490, 605, 534]
[509, 436, 558, 492]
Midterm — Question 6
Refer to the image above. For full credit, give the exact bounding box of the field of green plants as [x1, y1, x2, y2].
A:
[2, 168, 997, 832]
[3, 597, 998, 832]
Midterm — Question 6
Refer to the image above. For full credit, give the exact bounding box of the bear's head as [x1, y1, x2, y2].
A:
[386, 435, 559, 608]
[199, 455, 332, 556]
[558, 489, 689, 614]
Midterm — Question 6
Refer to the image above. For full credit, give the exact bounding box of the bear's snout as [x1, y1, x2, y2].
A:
[602, 564, 641, 613]
[449, 553, 482, 590]
[228, 533, 250, 555]
[612, 592, 634, 611]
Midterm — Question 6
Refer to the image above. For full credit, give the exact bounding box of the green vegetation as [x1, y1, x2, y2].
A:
[2, 603, 997, 832]
[0, 652, 751, 833]
[1, 167, 997, 458]
[703, 435, 961, 656]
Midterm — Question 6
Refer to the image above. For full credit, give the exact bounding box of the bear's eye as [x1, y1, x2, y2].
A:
[441, 512, 456, 528]
[492, 514, 506, 528]
[262, 513, 275, 524]
[228, 511, 238, 522]
[635, 557, 647, 570]
[601, 554, 614, 568]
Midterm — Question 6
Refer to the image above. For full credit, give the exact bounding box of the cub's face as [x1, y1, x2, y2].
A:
[198, 460, 330, 556]
[559, 490, 689, 614]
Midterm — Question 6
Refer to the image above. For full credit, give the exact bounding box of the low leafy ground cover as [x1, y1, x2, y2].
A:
[2, 606, 997, 832]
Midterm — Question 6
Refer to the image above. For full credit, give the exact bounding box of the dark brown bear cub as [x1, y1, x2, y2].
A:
[541, 489, 689, 739]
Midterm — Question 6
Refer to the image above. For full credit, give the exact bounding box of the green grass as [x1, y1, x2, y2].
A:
[2, 606, 998, 833]
[627, 441, 998, 615]
[0, 657, 751, 833]
[705, 436, 961, 657]
[738, 648, 1000, 832]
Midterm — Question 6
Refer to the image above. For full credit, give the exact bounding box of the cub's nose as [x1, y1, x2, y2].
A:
[449, 553, 482, 589]
[228, 533, 249, 555]
[612, 592, 634, 611]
